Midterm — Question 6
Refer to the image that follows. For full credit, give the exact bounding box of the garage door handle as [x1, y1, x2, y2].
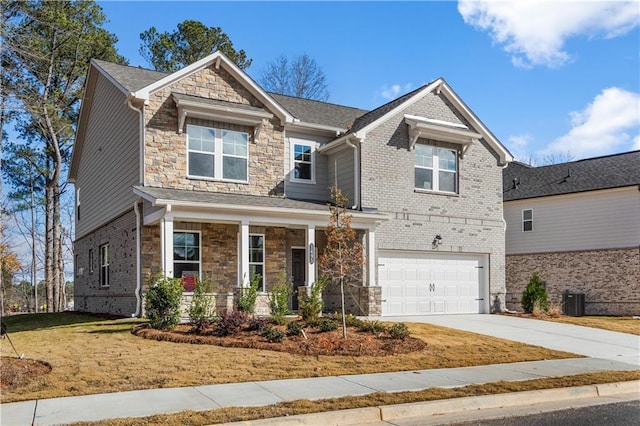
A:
[381, 299, 387, 302]
[475, 298, 484, 301]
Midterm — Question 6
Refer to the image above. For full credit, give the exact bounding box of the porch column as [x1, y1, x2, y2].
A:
[367, 228, 376, 286]
[306, 225, 316, 286]
[240, 220, 250, 287]
[161, 215, 174, 278]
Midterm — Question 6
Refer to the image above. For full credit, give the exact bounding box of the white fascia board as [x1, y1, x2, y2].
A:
[131, 51, 294, 124]
[317, 132, 358, 154]
[285, 121, 346, 136]
[404, 114, 469, 130]
[438, 81, 513, 165]
[354, 79, 444, 140]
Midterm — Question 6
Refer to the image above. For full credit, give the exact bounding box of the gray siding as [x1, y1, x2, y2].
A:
[359, 91, 507, 310]
[505, 187, 640, 254]
[327, 146, 355, 207]
[75, 72, 140, 238]
[284, 132, 330, 201]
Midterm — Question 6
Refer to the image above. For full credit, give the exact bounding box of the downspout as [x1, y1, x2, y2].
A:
[132, 199, 142, 317]
[127, 97, 145, 186]
[345, 139, 360, 210]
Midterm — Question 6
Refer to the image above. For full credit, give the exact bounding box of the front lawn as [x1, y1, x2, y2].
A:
[0, 312, 580, 403]
[545, 316, 640, 335]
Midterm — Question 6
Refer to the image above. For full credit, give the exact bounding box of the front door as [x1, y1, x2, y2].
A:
[291, 249, 306, 311]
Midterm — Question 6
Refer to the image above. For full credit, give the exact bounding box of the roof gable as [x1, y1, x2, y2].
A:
[503, 151, 640, 201]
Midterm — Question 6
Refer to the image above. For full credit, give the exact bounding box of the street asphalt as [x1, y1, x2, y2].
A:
[1, 314, 638, 425]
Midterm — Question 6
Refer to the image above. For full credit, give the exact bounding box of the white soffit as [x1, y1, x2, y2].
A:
[404, 114, 482, 157]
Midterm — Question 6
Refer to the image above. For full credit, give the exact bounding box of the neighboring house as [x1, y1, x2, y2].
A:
[503, 151, 640, 315]
[69, 51, 512, 318]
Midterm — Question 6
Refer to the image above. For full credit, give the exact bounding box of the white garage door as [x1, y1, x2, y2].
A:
[379, 251, 485, 316]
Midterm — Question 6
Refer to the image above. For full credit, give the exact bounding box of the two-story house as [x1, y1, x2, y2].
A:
[69, 51, 512, 318]
[503, 151, 640, 315]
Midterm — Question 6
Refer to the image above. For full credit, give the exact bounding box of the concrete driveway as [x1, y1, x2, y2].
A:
[378, 314, 640, 367]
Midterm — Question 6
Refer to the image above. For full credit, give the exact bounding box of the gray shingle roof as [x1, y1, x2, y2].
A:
[269, 93, 368, 130]
[503, 151, 640, 201]
[134, 186, 330, 211]
[349, 83, 431, 132]
[93, 60, 167, 92]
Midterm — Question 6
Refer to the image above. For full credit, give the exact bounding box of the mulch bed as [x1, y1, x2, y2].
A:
[0, 356, 52, 388]
[132, 323, 426, 356]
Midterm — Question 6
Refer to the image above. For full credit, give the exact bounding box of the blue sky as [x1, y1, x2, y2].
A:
[98, 0, 640, 163]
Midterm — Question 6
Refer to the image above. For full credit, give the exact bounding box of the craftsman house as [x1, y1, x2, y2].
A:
[503, 151, 640, 315]
[70, 51, 512, 317]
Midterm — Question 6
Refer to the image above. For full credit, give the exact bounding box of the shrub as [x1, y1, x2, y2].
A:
[247, 317, 268, 332]
[298, 276, 327, 322]
[388, 323, 410, 340]
[261, 326, 285, 343]
[331, 312, 363, 328]
[269, 271, 292, 320]
[286, 321, 303, 336]
[358, 320, 386, 335]
[318, 318, 339, 332]
[521, 273, 548, 314]
[144, 276, 183, 330]
[237, 274, 261, 313]
[270, 314, 288, 326]
[214, 310, 247, 336]
[188, 277, 216, 332]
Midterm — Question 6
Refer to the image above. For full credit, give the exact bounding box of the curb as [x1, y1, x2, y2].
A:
[223, 380, 640, 425]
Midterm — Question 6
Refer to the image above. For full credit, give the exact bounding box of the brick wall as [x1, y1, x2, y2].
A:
[143, 64, 285, 197]
[74, 209, 138, 315]
[506, 247, 640, 315]
[360, 92, 507, 311]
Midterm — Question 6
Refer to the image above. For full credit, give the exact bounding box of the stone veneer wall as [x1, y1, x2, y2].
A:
[74, 209, 138, 316]
[506, 247, 640, 315]
[143, 64, 285, 197]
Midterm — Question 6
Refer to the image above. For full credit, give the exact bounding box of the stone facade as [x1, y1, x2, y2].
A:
[74, 209, 138, 316]
[360, 92, 507, 311]
[143, 65, 285, 197]
[506, 247, 640, 315]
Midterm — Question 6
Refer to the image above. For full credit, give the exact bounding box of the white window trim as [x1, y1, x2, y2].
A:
[290, 142, 316, 184]
[172, 230, 202, 281]
[88, 248, 94, 274]
[186, 124, 249, 183]
[415, 144, 458, 194]
[100, 243, 110, 287]
[522, 209, 533, 232]
[249, 233, 265, 292]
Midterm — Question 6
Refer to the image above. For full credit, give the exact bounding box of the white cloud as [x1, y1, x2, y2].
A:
[458, 1, 640, 68]
[507, 133, 535, 162]
[541, 87, 640, 159]
[380, 83, 413, 100]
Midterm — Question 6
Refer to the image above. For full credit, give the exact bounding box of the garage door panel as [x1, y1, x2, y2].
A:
[380, 251, 483, 316]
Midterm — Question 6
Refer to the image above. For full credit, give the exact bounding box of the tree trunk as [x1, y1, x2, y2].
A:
[45, 180, 54, 312]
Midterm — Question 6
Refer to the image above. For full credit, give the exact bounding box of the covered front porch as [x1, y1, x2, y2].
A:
[135, 186, 385, 315]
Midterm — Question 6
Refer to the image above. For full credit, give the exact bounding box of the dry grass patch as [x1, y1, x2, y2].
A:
[1, 313, 579, 403]
[545, 316, 640, 335]
[73, 371, 640, 426]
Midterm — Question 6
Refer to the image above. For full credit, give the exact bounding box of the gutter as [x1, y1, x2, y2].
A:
[132, 199, 142, 317]
[345, 139, 361, 210]
[126, 96, 145, 185]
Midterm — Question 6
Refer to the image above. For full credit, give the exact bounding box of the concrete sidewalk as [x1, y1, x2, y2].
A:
[1, 357, 637, 425]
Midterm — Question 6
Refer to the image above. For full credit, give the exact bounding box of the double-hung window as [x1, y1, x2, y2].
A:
[249, 234, 265, 291]
[173, 232, 200, 281]
[415, 144, 457, 193]
[100, 244, 110, 287]
[187, 124, 248, 182]
[292, 143, 314, 182]
[522, 209, 533, 232]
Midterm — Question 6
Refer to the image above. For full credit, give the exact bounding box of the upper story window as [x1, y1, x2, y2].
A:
[291, 143, 315, 183]
[415, 144, 457, 193]
[522, 209, 533, 232]
[187, 124, 248, 182]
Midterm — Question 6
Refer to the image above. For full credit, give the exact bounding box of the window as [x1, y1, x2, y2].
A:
[76, 188, 80, 221]
[523, 209, 533, 232]
[292, 143, 314, 182]
[173, 232, 200, 287]
[415, 144, 457, 193]
[100, 244, 110, 287]
[89, 249, 94, 274]
[249, 234, 265, 291]
[187, 124, 248, 182]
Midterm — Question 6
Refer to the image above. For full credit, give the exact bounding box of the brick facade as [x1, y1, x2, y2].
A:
[506, 247, 640, 315]
[74, 209, 138, 315]
[360, 92, 507, 311]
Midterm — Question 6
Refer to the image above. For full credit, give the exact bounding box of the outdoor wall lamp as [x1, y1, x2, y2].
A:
[432, 235, 443, 248]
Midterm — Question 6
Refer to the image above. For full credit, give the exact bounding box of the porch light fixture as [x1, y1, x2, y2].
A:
[432, 235, 442, 249]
